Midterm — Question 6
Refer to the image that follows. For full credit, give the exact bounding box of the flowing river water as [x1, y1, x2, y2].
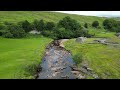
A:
[37, 40, 79, 79]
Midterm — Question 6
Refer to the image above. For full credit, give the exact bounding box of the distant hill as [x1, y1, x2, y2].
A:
[0, 11, 106, 26]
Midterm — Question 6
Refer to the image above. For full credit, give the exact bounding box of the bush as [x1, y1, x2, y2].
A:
[92, 21, 99, 28]
[53, 27, 73, 39]
[32, 19, 39, 31]
[8, 24, 26, 38]
[2, 32, 13, 38]
[18, 20, 32, 33]
[0, 24, 6, 30]
[58, 16, 82, 31]
[73, 53, 83, 65]
[38, 19, 45, 32]
[84, 23, 88, 28]
[45, 22, 55, 30]
[103, 19, 120, 32]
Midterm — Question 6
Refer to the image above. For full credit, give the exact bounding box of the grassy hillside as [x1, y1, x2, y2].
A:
[0, 36, 52, 79]
[0, 11, 105, 26]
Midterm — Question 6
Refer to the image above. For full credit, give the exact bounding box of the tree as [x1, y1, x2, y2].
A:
[103, 19, 120, 32]
[58, 16, 82, 31]
[32, 19, 39, 30]
[19, 20, 32, 33]
[103, 19, 116, 30]
[2, 32, 13, 38]
[92, 21, 99, 28]
[45, 22, 55, 30]
[8, 24, 26, 38]
[38, 19, 45, 32]
[84, 23, 88, 28]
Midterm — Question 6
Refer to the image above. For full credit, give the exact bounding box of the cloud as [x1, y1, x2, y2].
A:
[54, 11, 120, 17]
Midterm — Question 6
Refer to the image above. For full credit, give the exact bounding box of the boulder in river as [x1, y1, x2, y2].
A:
[75, 37, 86, 43]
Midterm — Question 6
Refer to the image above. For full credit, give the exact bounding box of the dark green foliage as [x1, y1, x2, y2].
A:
[32, 19, 45, 32]
[32, 19, 39, 31]
[103, 19, 120, 32]
[2, 32, 13, 38]
[53, 27, 73, 39]
[7, 24, 26, 38]
[103, 19, 115, 30]
[92, 21, 99, 28]
[84, 23, 88, 28]
[58, 16, 82, 31]
[1, 17, 91, 39]
[38, 19, 45, 32]
[45, 22, 55, 30]
[56, 16, 89, 39]
[18, 20, 32, 33]
[0, 24, 6, 30]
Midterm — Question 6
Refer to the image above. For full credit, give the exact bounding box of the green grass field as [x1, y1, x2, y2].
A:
[0, 11, 120, 79]
[0, 11, 105, 26]
[64, 35, 120, 79]
[0, 36, 52, 79]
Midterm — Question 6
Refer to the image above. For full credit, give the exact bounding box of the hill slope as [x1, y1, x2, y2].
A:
[0, 11, 105, 26]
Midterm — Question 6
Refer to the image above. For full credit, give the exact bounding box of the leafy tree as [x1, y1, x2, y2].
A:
[32, 19, 39, 31]
[84, 23, 88, 28]
[103, 19, 120, 32]
[38, 19, 45, 32]
[58, 16, 82, 31]
[92, 21, 99, 28]
[19, 20, 32, 33]
[45, 22, 55, 30]
[8, 24, 26, 38]
[2, 32, 13, 38]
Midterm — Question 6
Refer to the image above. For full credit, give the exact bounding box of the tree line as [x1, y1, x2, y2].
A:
[0, 16, 120, 39]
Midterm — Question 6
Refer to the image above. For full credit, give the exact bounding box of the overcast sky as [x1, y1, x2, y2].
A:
[55, 11, 120, 17]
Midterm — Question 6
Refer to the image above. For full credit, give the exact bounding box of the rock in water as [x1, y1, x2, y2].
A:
[75, 37, 86, 43]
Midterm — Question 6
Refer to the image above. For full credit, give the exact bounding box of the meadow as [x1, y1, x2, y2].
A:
[64, 33, 120, 79]
[0, 36, 52, 79]
[0, 11, 120, 79]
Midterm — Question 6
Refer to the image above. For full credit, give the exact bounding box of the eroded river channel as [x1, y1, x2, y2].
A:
[37, 40, 80, 79]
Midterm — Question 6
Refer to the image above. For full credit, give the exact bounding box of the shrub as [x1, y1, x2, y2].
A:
[73, 53, 83, 65]
[45, 22, 55, 30]
[92, 21, 99, 28]
[58, 16, 82, 31]
[32, 19, 39, 31]
[2, 32, 13, 38]
[18, 20, 32, 33]
[84, 23, 88, 28]
[8, 24, 26, 38]
[0, 24, 6, 30]
[103, 19, 120, 32]
[38, 19, 45, 32]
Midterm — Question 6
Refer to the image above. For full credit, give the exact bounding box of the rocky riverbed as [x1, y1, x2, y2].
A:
[36, 39, 99, 79]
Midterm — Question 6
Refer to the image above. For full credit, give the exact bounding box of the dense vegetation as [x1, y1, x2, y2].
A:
[0, 11, 119, 40]
[103, 19, 120, 32]
[0, 16, 90, 39]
